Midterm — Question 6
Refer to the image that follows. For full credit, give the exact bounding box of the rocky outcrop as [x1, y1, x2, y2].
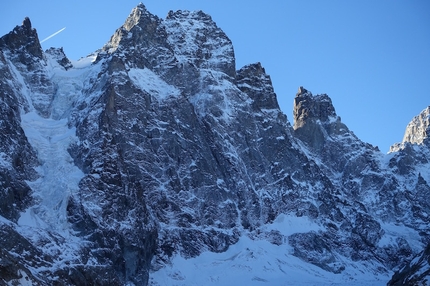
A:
[236, 62, 280, 111]
[403, 106, 430, 146]
[391, 106, 430, 154]
[0, 17, 43, 63]
[292, 88, 430, 279]
[388, 242, 430, 285]
[0, 21, 39, 223]
[45, 47, 73, 70]
[292, 86, 380, 179]
[293, 86, 350, 151]
[293, 87, 336, 128]
[0, 17, 54, 117]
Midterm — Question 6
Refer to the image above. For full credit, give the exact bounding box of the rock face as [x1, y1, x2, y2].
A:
[402, 106, 430, 146]
[385, 106, 430, 285]
[0, 17, 43, 222]
[0, 4, 429, 285]
[388, 243, 430, 285]
[293, 86, 350, 152]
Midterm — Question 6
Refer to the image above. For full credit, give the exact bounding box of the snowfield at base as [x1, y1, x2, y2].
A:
[150, 214, 391, 286]
[150, 238, 389, 286]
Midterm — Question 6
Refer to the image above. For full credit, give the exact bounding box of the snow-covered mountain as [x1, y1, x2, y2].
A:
[0, 4, 429, 285]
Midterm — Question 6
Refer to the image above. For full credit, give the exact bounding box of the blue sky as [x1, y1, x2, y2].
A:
[2, 1, 429, 152]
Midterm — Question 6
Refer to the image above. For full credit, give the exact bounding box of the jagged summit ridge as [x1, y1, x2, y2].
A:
[102, 2, 234, 69]
[164, 9, 235, 78]
[100, 3, 235, 99]
[124, 2, 153, 30]
[104, 2, 163, 54]
[292, 86, 353, 151]
[236, 62, 280, 111]
[0, 17, 55, 118]
[293, 86, 337, 129]
[0, 17, 43, 60]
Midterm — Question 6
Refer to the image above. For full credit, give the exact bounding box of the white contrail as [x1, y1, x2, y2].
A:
[40, 27, 66, 43]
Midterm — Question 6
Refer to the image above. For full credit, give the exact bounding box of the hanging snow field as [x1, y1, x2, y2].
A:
[16, 55, 99, 232]
[19, 112, 82, 230]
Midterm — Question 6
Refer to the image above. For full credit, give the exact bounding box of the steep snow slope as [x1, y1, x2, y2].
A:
[19, 111, 83, 230]
[17, 54, 101, 232]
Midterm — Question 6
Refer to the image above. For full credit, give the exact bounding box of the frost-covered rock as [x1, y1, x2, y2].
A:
[0, 17, 44, 222]
[0, 17, 55, 118]
[45, 47, 73, 70]
[293, 86, 352, 151]
[0, 4, 429, 286]
[236, 62, 280, 110]
[388, 242, 430, 285]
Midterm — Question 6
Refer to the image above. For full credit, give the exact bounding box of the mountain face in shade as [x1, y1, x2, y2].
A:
[388, 242, 430, 286]
[0, 4, 429, 285]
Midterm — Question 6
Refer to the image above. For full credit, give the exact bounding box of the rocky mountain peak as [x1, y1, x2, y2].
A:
[166, 8, 213, 23]
[236, 62, 279, 110]
[293, 87, 354, 152]
[103, 3, 162, 54]
[296, 86, 311, 97]
[0, 17, 43, 61]
[402, 106, 430, 146]
[45, 47, 72, 70]
[164, 7, 235, 78]
[0, 17, 54, 118]
[123, 2, 156, 31]
[22, 17, 32, 31]
[102, 3, 236, 95]
[293, 87, 337, 130]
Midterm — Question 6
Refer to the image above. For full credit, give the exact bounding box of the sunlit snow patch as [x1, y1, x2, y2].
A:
[128, 67, 181, 100]
[69, 54, 97, 69]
